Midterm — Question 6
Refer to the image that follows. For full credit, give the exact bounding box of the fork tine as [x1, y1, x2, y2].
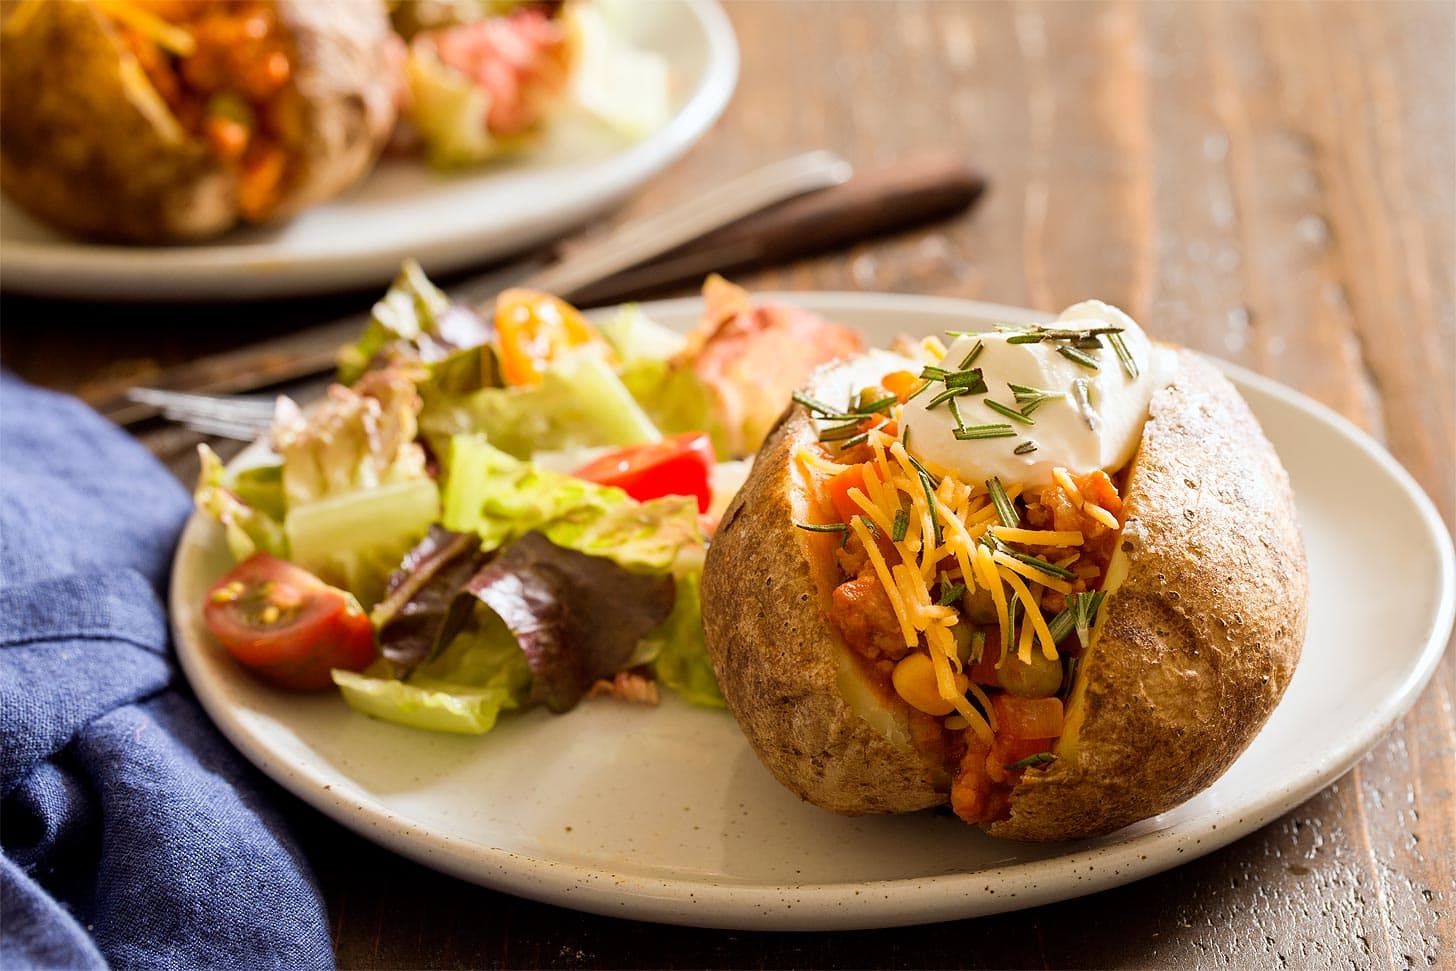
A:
[175, 415, 273, 441]
[128, 387, 277, 419]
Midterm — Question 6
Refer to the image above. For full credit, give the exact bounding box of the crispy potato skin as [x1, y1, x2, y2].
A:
[989, 351, 1307, 839]
[703, 401, 947, 814]
[0, 0, 395, 242]
[702, 350, 1308, 839]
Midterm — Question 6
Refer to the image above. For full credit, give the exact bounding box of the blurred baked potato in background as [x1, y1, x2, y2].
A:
[0, 0, 398, 242]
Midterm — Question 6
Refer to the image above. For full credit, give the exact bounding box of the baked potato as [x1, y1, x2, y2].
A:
[701, 303, 1308, 840]
[0, 0, 397, 242]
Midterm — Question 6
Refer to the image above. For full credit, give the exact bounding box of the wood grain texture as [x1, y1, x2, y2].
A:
[1, 1, 1451, 967]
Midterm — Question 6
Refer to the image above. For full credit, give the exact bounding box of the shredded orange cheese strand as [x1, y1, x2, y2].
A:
[95, 0, 197, 55]
[1085, 502, 1120, 530]
[850, 516, 917, 649]
[990, 526, 1085, 546]
[991, 550, 1074, 595]
[997, 566, 1060, 660]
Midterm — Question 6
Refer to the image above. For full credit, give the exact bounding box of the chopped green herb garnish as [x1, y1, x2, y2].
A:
[1070, 377, 1097, 430]
[1071, 590, 1107, 651]
[1014, 440, 1038, 455]
[938, 580, 966, 606]
[792, 391, 841, 416]
[891, 506, 910, 542]
[953, 423, 1016, 440]
[996, 323, 1124, 342]
[944, 368, 988, 393]
[986, 476, 1018, 528]
[859, 515, 880, 540]
[818, 420, 865, 441]
[1059, 654, 1079, 703]
[840, 432, 871, 450]
[959, 340, 985, 369]
[919, 365, 952, 381]
[1001, 591, 1019, 656]
[947, 394, 965, 430]
[795, 521, 847, 534]
[1108, 331, 1139, 379]
[901, 423, 911, 449]
[860, 394, 899, 414]
[1006, 752, 1057, 772]
[918, 468, 942, 546]
[1047, 605, 1075, 642]
[1008, 383, 1065, 416]
[906, 452, 939, 486]
[1057, 345, 1100, 370]
[982, 532, 1077, 579]
[926, 386, 967, 410]
[1004, 548, 1077, 579]
[984, 399, 1035, 426]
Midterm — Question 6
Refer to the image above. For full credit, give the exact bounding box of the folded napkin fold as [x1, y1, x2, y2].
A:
[0, 374, 332, 970]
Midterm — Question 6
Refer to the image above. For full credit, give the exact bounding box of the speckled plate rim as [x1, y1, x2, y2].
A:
[171, 292, 1455, 931]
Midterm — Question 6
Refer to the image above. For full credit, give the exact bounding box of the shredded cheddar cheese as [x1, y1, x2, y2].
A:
[1085, 502, 1120, 530]
[990, 527, 1085, 546]
[95, 0, 197, 56]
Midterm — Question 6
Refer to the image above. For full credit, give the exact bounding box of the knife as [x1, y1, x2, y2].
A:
[101, 151, 986, 428]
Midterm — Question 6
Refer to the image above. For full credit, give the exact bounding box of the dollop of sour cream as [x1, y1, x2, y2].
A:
[899, 301, 1172, 487]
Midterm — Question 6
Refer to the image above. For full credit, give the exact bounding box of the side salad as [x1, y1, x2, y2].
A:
[195, 266, 862, 734]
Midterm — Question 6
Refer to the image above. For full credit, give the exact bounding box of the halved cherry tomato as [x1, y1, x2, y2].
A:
[991, 693, 1065, 740]
[203, 553, 375, 691]
[573, 432, 716, 512]
[494, 288, 616, 386]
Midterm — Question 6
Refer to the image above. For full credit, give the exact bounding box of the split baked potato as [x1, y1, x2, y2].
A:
[0, 0, 397, 242]
[701, 307, 1308, 841]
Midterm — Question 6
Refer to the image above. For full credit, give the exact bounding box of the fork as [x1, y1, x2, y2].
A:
[128, 388, 279, 441]
[124, 151, 988, 440]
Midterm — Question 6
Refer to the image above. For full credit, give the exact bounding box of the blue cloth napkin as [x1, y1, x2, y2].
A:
[0, 373, 333, 970]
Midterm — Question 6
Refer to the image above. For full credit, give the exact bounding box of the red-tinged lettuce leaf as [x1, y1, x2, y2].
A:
[447, 530, 676, 713]
[372, 525, 490, 675]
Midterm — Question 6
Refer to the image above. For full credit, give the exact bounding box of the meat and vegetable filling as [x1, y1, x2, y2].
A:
[796, 368, 1127, 827]
[105, 0, 297, 218]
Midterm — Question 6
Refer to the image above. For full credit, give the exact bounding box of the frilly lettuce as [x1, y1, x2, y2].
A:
[420, 348, 660, 463]
[337, 435, 721, 733]
[194, 446, 288, 562]
[268, 368, 441, 606]
[333, 609, 531, 735]
[441, 433, 627, 550]
[338, 260, 497, 388]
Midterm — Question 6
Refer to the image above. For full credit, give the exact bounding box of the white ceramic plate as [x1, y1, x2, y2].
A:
[0, 0, 736, 301]
[170, 292, 1455, 931]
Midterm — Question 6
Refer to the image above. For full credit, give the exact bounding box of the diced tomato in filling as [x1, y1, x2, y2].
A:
[817, 444, 1127, 828]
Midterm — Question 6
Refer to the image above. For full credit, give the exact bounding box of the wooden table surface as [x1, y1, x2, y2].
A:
[3, 2, 1453, 968]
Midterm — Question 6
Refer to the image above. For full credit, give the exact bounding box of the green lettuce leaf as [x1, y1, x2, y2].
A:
[644, 569, 724, 708]
[193, 445, 288, 562]
[420, 348, 660, 462]
[441, 434, 628, 550]
[272, 367, 441, 605]
[333, 608, 531, 735]
[338, 260, 498, 390]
